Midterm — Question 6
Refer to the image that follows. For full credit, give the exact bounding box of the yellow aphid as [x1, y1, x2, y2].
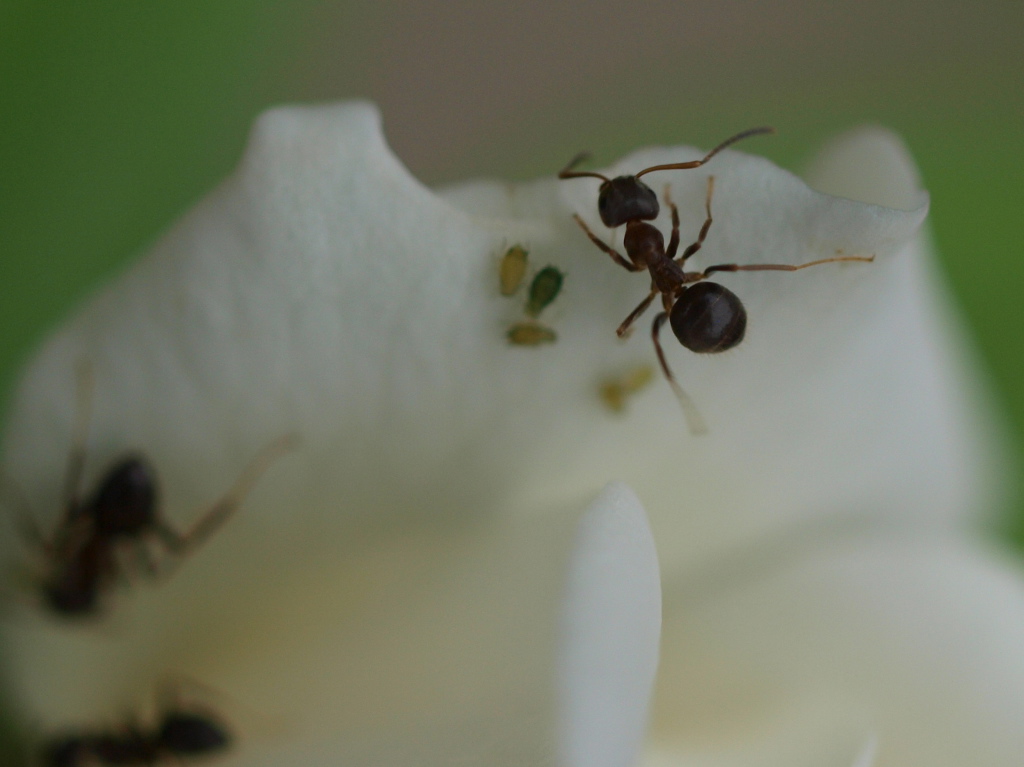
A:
[507, 322, 556, 346]
[499, 245, 529, 296]
[599, 365, 654, 412]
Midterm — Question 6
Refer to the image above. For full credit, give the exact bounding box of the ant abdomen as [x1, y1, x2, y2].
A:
[669, 282, 747, 353]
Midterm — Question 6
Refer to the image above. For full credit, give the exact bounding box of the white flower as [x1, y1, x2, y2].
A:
[0, 103, 1017, 766]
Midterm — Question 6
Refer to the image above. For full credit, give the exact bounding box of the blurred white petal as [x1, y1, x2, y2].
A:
[6, 484, 658, 767]
[651, 535, 1024, 767]
[559, 482, 660, 767]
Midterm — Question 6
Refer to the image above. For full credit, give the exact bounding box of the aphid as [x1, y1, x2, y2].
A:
[598, 365, 654, 413]
[507, 322, 557, 346]
[499, 245, 529, 296]
[559, 130, 873, 433]
[502, 258, 564, 345]
[17, 365, 297, 617]
[524, 266, 565, 319]
[41, 704, 231, 766]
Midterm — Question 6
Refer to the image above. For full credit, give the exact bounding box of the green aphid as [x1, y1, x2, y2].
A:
[499, 245, 529, 296]
[525, 266, 564, 318]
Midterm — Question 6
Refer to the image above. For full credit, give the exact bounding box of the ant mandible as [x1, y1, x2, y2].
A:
[559, 128, 873, 433]
[12, 364, 296, 617]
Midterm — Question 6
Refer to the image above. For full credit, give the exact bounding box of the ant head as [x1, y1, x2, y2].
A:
[89, 456, 158, 538]
[597, 176, 660, 227]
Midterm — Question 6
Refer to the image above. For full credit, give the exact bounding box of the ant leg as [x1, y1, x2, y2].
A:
[0, 470, 51, 553]
[677, 176, 715, 265]
[617, 289, 658, 338]
[127, 538, 161, 580]
[572, 214, 643, 272]
[664, 185, 680, 259]
[61, 360, 95, 521]
[699, 253, 875, 279]
[157, 434, 298, 556]
[651, 313, 708, 435]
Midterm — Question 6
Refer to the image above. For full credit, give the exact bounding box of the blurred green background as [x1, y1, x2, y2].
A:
[0, 3, 1021, 754]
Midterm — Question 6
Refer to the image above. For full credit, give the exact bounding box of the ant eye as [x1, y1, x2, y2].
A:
[597, 177, 659, 227]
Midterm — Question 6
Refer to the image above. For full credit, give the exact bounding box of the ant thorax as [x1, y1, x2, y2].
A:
[647, 253, 687, 296]
[622, 222, 665, 269]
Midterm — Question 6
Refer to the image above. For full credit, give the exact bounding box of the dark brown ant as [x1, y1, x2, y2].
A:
[42, 704, 230, 766]
[559, 129, 873, 433]
[13, 365, 296, 617]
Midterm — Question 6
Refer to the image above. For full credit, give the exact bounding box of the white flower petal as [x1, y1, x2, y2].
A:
[0, 104, 978, 587]
[0, 104, 1002, 764]
[804, 125, 925, 211]
[651, 535, 1024, 766]
[559, 482, 661, 767]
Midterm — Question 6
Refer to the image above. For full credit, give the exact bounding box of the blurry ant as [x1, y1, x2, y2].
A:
[42, 691, 231, 766]
[12, 364, 296, 617]
[559, 129, 873, 433]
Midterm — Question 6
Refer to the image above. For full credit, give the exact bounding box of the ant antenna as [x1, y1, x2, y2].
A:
[651, 314, 708, 435]
[634, 126, 775, 180]
[557, 152, 610, 182]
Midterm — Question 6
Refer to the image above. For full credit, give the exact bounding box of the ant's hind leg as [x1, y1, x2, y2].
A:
[157, 434, 299, 556]
[699, 253, 875, 278]
[664, 185, 681, 259]
[572, 214, 642, 273]
[617, 289, 658, 338]
[651, 313, 708, 435]
[677, 176, 715, 265]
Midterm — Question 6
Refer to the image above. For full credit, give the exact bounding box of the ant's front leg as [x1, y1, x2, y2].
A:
[617, 288, 658, 338]
[677, 176, 716, 264]
[571, 214, 642, 273]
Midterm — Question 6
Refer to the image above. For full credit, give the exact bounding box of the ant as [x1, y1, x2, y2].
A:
[559, 128, 873, 433]
[42, 700, 230, 766]
[12, 364, 296, 617]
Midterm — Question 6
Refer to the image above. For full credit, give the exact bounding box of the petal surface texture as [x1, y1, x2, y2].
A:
[2, 107, 991, 577]
[0, 105, 1009, 766]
